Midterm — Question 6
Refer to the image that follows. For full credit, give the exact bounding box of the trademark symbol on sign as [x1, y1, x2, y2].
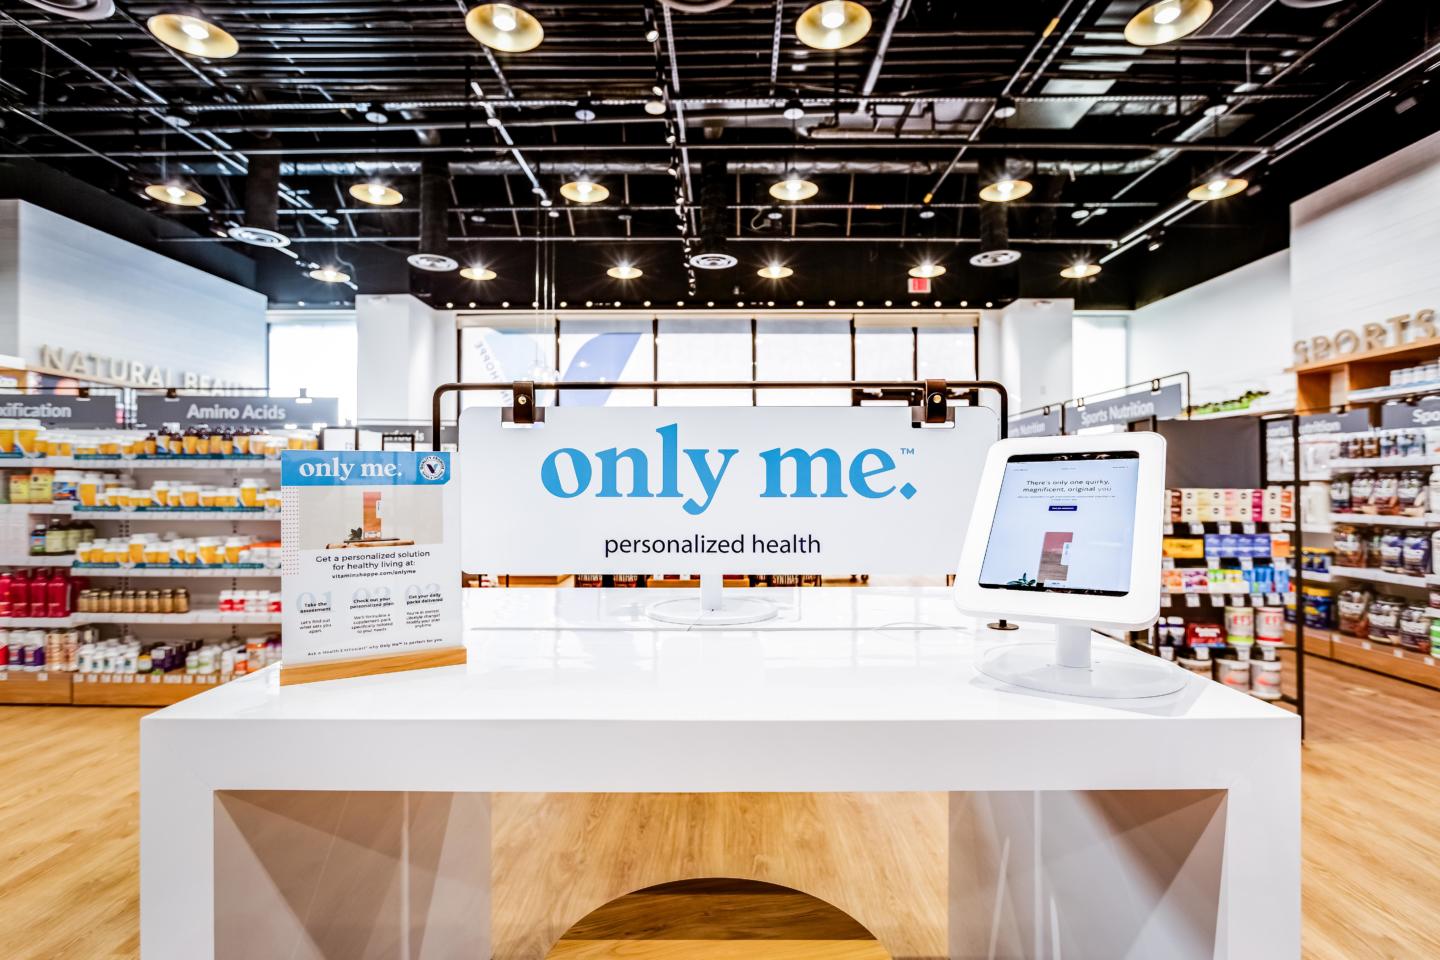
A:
[900, 447, 915, 455]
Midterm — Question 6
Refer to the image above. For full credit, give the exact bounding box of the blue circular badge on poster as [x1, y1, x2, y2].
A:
[418, 455, 447, 481]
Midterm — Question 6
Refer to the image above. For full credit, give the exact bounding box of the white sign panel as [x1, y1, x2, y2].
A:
[460, 405, 995, 574]
[281, 451, 460, 665]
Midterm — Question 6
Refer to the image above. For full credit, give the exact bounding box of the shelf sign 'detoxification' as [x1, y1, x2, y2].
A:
[459, 405, 995, 575]
[0, 394, 118, 427]
[136, 395, 340, 428]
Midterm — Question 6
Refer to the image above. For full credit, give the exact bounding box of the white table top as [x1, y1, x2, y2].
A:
[157, 587, 1290, 723]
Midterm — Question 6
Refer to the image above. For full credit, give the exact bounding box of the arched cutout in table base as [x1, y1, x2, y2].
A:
[543, 877, 893, 960]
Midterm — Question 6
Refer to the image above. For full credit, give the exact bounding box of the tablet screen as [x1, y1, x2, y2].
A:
[977, 451, 1140, 596]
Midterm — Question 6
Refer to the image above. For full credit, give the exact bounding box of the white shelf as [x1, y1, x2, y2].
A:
[1328, 513, 1434, 527]
[76, 509, 279, 522]
[0, 457, 281, 471]
[2, 554, 76, 566]
[1, 503, 278, 521]
[1329, 456, 1440, 470]
[1347, 383, 1440, 403]
[1330, 566, 1429, 589]
[0, 612, 281, 628]
[70, 565, 279, 579]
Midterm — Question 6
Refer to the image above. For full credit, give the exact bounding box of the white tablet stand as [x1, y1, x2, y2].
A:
[646, 572, 778, 626]
[978, 623, 1186, 699]
[954, 432, 1185, 700]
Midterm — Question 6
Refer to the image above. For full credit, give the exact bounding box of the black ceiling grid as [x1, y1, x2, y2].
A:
[0, 0, 1435, 309]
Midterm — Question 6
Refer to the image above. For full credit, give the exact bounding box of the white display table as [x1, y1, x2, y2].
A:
[140, 587, 1299, 960]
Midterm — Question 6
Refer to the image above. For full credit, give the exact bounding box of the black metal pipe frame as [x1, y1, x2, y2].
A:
[430, 379, 1010, 451]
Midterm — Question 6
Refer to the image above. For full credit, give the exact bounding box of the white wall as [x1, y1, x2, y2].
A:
[0, 200, 267, 387]
[1291, 128, 1440, 347]
[1127, 250, 1293, 407]
[355, 295, 456, 423]
[1072, 313, 1127, 400]
[980, 299, 1075, 412]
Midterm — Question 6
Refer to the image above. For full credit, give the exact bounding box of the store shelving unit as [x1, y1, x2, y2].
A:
[1, 413, 289, 705]
[1293, 341, 1440, 691]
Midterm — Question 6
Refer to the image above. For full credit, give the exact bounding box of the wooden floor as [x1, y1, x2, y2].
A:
[2, 656, 1439, 960]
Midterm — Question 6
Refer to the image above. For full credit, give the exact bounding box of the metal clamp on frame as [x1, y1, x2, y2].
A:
[501, 380, 545, 426]
[914, 378, 951, 427]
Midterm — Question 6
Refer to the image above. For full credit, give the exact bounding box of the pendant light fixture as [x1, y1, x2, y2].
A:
[978, 178, 1033, 202]
[144, 182, 206, 206]
[607, 264, 643, 280]
[560, 178, 609, 204]
[1124, 0, 1213, 47]
[349, 181, 403, 206]
[769, 175, 818, 202]
[460, 264, 497, 281]
[908, 262, 946, 279]
[1060, 262, 1102, 279]
[147, 11, 239, 59]
[970, 200, 1021, 267]
[465, 3, 544, 53]
[1187, 175, 1249, 201]
[758, 262, 794, 280]
[309, 266, 351, 283]
[796, 1, 872, 51]
[561, 98, 608, 204]
[407, 158, 459, 272]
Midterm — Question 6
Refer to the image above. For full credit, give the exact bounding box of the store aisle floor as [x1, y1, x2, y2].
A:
[2, 656, 1437, 960]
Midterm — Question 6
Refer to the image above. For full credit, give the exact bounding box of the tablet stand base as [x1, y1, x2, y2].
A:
[978, 624, 1186, 699]
[646, 573, 779, 626]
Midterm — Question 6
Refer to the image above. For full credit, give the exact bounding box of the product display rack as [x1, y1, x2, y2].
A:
[0, 394, 298, 706]
[1292, 344, 1440, 691]
[1129, 412, 1307, 721]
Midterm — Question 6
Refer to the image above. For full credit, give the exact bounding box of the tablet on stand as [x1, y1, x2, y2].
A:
[953, 431, 1185, 699]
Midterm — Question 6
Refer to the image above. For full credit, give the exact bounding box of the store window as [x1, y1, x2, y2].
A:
[558, 315, 655, 406]
[755, 318, 850, 405]
[918, 326, 978, 381]
[656, 316, 752, 406]
[459, 316, 558, 408]
[267, 311, 358, 425]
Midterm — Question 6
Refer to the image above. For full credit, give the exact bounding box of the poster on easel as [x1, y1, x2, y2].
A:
[279, 450, 463, 685]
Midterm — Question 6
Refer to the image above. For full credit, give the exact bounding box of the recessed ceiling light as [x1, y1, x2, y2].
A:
[769, 177, 818, 201]
[644, 97, 667, 115]
[460, 265, 497, 280]
[993, 96, 1017, 119]
[560, 179, 609, 203]
[758, 263, 794, 279]
[1071, 208, 1091, 220]
[782, 98, 805, 120]
[908, 262, 946, 279]
[574, 98, 597, 122]
[364, 109, 389, 125]
[146, 13, 238, 59]
[309, 266, 350, 283]
[1124, 0, 1213, 46]
[349, 181, 403, 206]
[465, 3, 544, 53]
[408, 253, 459, 272]
[1060, 262, 1102, 279]
[607, 264, 643, 280]
[145, 182, 205, 206]
[796, 1, 872, 51]
[979, 178, 1033, 202]
[917, 205, 936, 219]
[1187, 176, 1248, 201]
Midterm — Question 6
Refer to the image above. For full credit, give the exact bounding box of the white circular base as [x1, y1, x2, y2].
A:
[978, 641, 1186, 699]
[645, 596, 779, 626]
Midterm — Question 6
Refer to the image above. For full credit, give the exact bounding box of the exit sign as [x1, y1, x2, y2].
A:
[908, 277, 931, 294]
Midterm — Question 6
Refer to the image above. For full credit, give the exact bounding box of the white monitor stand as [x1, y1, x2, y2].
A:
[646, 572, 778, 626]
[954, 431, 1185, 700]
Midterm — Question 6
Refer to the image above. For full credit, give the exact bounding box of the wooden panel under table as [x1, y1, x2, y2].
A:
[0, 670, 73, 704]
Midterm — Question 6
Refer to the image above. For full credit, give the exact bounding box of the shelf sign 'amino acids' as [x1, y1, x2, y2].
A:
[459, 405, 995, 576]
